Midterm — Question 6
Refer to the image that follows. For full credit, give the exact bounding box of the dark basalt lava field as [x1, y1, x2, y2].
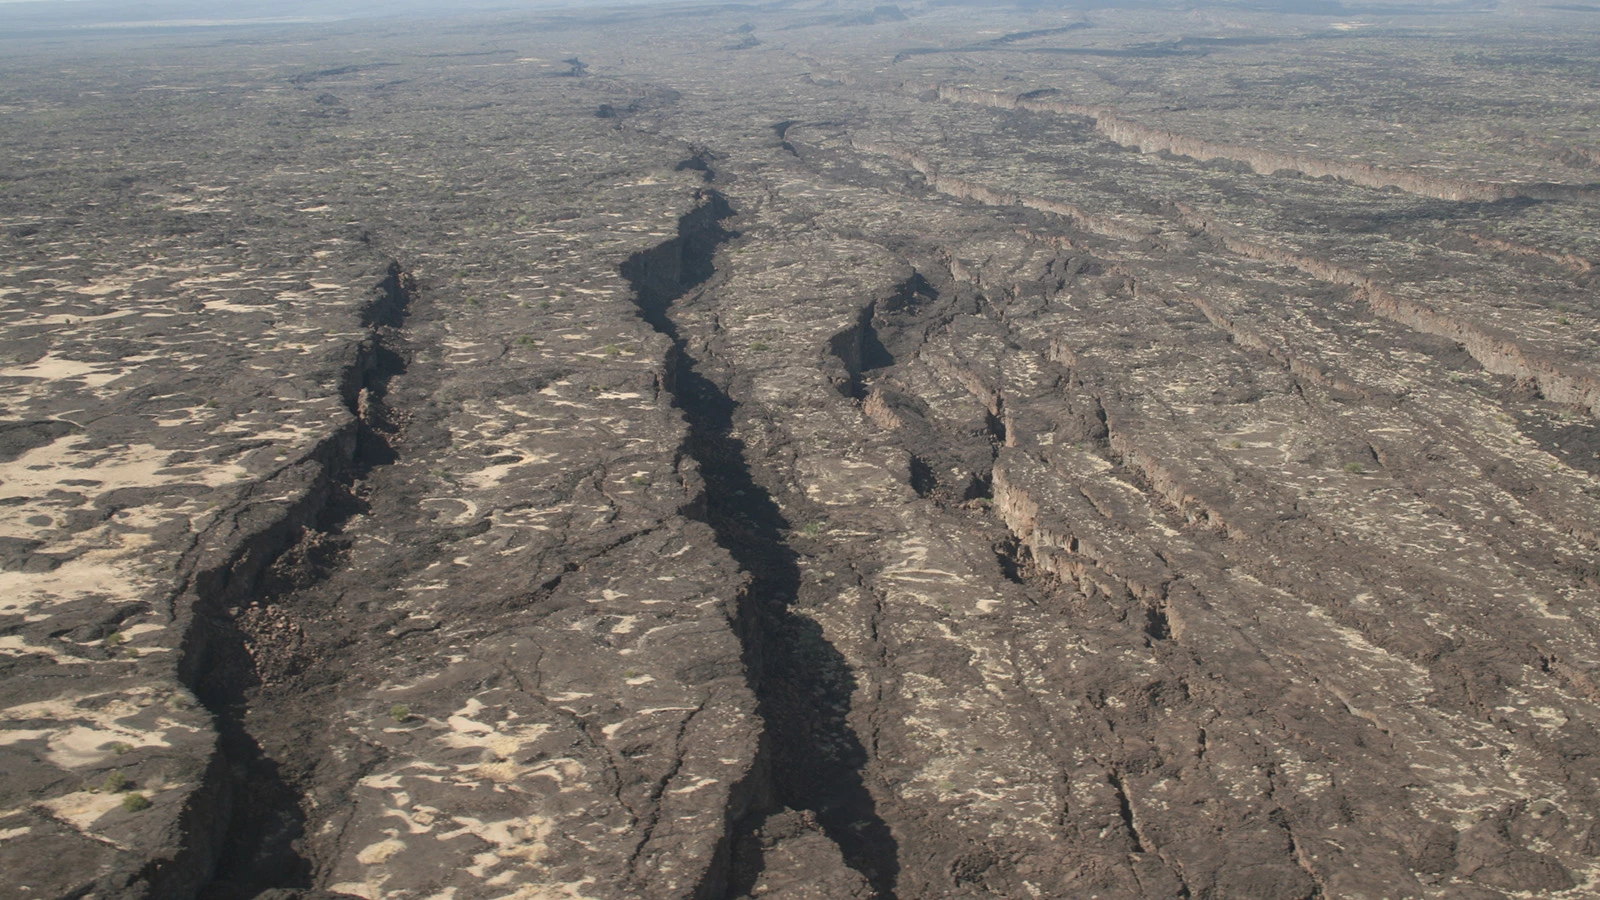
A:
[3, 0, 1600, 897]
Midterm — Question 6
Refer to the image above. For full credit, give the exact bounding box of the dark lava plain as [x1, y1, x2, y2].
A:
[2, 1, 1600, 898]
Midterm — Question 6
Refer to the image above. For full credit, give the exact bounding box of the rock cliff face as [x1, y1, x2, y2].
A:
[915, 83, 1600, 203]
[3, 1, 1600, 899]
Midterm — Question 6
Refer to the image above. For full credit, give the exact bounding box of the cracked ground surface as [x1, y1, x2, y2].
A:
[2, 1, 1600, 898]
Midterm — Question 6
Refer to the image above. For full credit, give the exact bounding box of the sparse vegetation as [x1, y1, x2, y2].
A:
[390, 703, 412, 723]
[1344, 462, 1365, 474]
[102, 771, 128, 792]
[121, 793, 151, 813]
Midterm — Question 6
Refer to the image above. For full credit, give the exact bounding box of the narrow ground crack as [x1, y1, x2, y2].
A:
[185, 261, 416, 899]
[1107, 770, 1148, 853]
[621, 188, 900, 898]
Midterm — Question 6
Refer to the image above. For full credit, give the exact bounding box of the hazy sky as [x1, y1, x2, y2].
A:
[0, 0, 673, 29]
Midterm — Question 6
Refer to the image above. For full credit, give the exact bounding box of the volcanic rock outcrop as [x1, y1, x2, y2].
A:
[2, 1, 1599, 898]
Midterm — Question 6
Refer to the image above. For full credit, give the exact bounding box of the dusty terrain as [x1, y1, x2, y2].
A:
[2, 1, 1599, 898]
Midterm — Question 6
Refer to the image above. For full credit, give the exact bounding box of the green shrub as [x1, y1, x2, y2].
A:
[121, 793, 151, 813]
[390, 703, 412, 723]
